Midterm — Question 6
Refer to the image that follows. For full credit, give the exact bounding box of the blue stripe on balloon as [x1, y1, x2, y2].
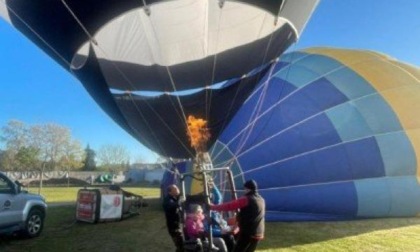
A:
[211, 141, 231, 167]
[261, 180, 358, 221]
[217, 79, 297, 152]
[353, 93, 402, 134]
[210, 141, 245, 190]
[258, 62, 290, 84]
[235, 113, 344, 188]
[326, 67, 376, 100]
[355, 176, 420, 217]
[326, 102, 373, 141]
[387, 176, 420, 216]
[259, 77, 297, 113]
[355, 177, 391, 217]
[344, 137, 385, 179]
[275, 53, 346, 89]
[274, 64, 320, 88]
[293, 54, 343, 76]
[224, 76, 349, 155]
[278, 51, 310, 64]
[375, 133, 416, 176]
[240, 136, 384, 189]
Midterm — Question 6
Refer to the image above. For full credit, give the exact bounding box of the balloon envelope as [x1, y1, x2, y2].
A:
[210, 47, 420, 221]
[0, 0, 319, 158]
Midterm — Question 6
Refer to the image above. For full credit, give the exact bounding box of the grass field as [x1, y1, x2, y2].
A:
[26, 185, 161, 203]
[2, 186, 420, 251]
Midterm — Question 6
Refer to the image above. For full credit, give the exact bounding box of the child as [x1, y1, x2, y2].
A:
[185, 204, 205, 239]
[185, 204, 227, 252]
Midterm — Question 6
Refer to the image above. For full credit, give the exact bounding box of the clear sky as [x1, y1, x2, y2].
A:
[0, 1, 419, 163]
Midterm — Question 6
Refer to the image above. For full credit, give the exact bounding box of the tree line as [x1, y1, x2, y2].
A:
[0, 120, 132, 172]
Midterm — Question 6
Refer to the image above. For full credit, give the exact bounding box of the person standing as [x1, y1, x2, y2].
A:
[163, 184, 184, 252]
[208, 179, 223, 205]
[210, 180, 265, 252]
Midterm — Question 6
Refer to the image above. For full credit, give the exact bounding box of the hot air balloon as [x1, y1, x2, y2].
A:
[206, 47, 420, 221]
[0, 0, 319, 159]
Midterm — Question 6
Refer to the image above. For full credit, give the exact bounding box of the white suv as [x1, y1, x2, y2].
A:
[0, 171, 47, 238]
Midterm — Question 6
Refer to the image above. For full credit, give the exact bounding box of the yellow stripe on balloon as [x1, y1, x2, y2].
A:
[305, 47, 420, 179]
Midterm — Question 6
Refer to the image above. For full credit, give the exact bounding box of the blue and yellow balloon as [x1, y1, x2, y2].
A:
[211, 47, 420, 221]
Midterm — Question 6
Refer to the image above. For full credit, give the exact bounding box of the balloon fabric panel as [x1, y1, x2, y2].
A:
[211, 48, 420, 221]
[375, 133, 416, 177]
[262, 181, 358, 221]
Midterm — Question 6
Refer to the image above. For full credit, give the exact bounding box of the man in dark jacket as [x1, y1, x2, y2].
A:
[163, 184, 184, 252]
[210, 180, 265, 252]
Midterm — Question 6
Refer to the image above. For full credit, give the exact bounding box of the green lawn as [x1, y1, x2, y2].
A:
[26, 186, 161, 203]
[2, 187, 420, 251]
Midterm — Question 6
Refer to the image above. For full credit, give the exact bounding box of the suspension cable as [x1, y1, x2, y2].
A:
[2, 0, 174, 159]
[234, 42, 300, 157]
[228, 15, 282, 164]
[143, 4, 194, 156]
[206, 2, 224, 122]
[59, 0, 193, 158]
[61, 0, 98, 45]
[211, 47, 311, 163]
[214, 56, 384, 165]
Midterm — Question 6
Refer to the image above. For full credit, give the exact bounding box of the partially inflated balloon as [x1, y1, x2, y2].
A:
[210, 47, 420, 221]
[0, 0, 319, 158]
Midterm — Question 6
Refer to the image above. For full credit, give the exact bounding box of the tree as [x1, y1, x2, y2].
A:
[15, 146, 40, 170]
[0, 120, 29, 170]
[0, 120, 83, 171]
[30, 123, 84, 171]
[0, 149, 14, 171]
[96, 144, 130, 171]
[83, 145, 96, 171]
[1, 120, 29, 152]
[59, 139, 83, 170]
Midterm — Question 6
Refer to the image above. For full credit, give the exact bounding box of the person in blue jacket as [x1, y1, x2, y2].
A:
[207, 180, 236, 252]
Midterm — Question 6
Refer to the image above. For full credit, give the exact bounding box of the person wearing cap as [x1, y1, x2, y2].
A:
[163, 184, 184, 252]
[209, 179, 265, 252]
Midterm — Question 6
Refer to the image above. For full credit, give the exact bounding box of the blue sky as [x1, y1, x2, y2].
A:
[0, 1, 419, 163]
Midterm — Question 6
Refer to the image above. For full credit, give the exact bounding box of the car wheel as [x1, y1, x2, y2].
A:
[24, 208, 44, 238]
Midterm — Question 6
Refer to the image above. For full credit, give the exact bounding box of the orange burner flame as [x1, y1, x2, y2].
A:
[187, 115, 211, 152]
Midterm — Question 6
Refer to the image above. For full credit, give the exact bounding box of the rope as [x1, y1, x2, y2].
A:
[60, 0, 173, 156]
[274, 0, 287, 25]
[231, 43, 299, 158]
[206, 3, 224, 122]
[210, 51, 312, 162]
[223, 19, 281, 167]
[143, 4, 194, 157]
[61, 0, 97, 45]
[221, 56, 401, 183]
[236, 129, 406, 179]
[209, 12, 277, 163]
[58, 1, 196, 158]
[217, 56, 384, 163]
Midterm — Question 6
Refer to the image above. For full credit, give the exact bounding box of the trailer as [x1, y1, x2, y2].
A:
[76, 185, 144, 223]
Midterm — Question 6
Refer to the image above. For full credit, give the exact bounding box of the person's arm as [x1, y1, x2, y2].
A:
[210, 196, 248, 212]
[212, 186, 223, 205]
